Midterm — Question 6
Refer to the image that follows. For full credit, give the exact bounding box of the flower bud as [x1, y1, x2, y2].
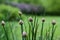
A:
[52, 20, 56, 25]
[19, 20, 23, 25]
[18, 11, 22, 16]
[22, 31, 27, 37]
[42, 18, 45, 22]
[29, 17, 33, 22]
[1, 20, 5, 26]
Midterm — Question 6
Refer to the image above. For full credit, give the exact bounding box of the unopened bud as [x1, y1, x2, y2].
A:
[18, 11, 22, 16]
[19, 20, 23, 25]
[22, 31, 27, 37]
[29, 17, 33, 22]
[1, 20, 5, 26]
[52, 20, 56, 25]
[42, 18, 45, 22]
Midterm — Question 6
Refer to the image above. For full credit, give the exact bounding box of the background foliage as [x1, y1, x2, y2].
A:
[0, 0, 60, 15]
[0, 4, 20, 21]
[2, 0, 60, 12]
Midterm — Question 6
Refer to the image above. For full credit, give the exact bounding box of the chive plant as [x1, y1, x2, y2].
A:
[28, 17, 33, 40]
[22, 31, 27, 40]
[1, 20, 9, 40]
[34, 18, 39, 40]
[40, 18, 45, 40]
[51, 20, 56, 40]
[28, 16, 34, 40]
[19, 20, 24, 40]
[33, 15, 39, 40]
[9, 23, 14, 40]
[1, 13, 58, 40]
[28, 16, 39, 40]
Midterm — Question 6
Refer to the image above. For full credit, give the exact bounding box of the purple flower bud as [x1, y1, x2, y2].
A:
[1, 20, 5, 26]
[42, 18, 45, 22]
[29, 17, 33, 22]
[19, 20, 23, 25]
[52, 20, 56, 25]
[18, 11, 22, 16]
[22, 31, 27, 37]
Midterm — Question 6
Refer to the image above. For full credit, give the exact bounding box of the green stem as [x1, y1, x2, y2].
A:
[3, 26, 9, 40]
[51, 25, 55, 40]
[34, 19, 38, 40]
[23, 37, 26, 40]
[21, 24, 23, 40]
[9, 24, 14, 40]
[28, 22, 31, 40]
[31, 22, 34, 40]
[40, 22, 44, 40]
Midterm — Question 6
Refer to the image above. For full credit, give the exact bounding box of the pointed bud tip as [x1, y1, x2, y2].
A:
[1, 20, 5, 26]
[42, 18, 45, 22]
[29, 17, 33, 22]
[22, 31, 27, 37]
[18, 11, 22, 15]
[52, 19, 56, 25]
[19, 20, 23, 25]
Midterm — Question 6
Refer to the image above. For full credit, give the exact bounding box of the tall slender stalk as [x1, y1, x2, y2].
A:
[31, 22, 34, 40]
[28, 16, 34, 40]
[21, 24, 24, 40]
[3, 26, 9, 40]
[51, 25, 54, 40]
[40, 22, 44, 40]
[40, 18, 45, 40]
[9, 23, 14, 40]
[33, 16, 36, 40]
[19, 20, 24, 40]
[51, 20, 56, 40]
[34, 18, 39, 40]
[1, 21, 9, 40]
[28, 22, 31, 40]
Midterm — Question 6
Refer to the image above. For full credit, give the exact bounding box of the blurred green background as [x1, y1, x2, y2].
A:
[0, 0, 60, 40]
[0, 0, 60, 21]
[0, 0, 60, 12]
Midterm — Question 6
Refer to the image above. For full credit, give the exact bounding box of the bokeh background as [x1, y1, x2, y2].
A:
[0, 0, 60, 40]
